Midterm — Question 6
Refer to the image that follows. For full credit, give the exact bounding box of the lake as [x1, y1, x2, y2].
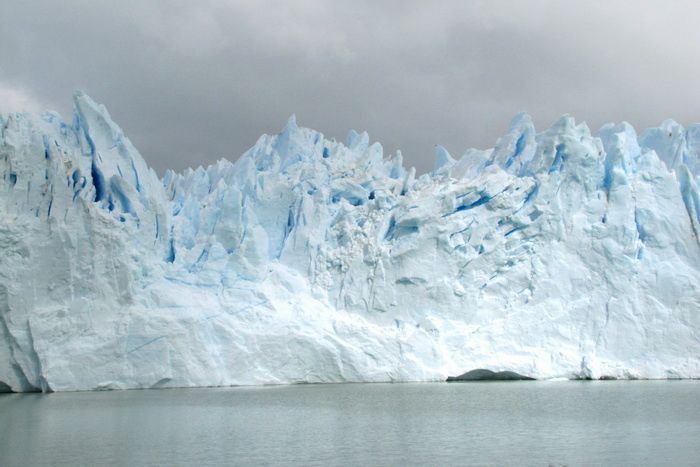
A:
[1, 381, 699, 466]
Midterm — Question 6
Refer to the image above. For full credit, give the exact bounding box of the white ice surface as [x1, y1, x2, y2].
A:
[1, 94, 699, 392]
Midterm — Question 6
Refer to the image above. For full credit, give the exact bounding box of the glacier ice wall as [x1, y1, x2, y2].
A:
[1, 93, 699, 392]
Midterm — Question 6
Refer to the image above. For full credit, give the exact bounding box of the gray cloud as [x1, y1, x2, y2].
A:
[2, 0, 700, 174]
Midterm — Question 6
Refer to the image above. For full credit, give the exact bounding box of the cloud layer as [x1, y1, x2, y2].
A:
[2, 1, 700, 174]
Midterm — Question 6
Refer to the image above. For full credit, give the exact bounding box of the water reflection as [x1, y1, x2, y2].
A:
[1, 381, 699, 466]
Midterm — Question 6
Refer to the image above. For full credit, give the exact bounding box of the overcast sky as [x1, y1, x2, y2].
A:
[2, 0, 700, 174]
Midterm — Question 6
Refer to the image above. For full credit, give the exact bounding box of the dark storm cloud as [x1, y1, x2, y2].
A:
[2, 0, 700, 174]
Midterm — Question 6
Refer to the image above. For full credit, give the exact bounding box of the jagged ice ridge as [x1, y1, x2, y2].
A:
[1, 92, 699, 392]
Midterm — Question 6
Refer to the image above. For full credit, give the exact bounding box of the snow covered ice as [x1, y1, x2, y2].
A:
[1, 92, 699, 392]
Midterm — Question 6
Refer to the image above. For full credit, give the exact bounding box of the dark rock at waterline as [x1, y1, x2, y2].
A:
[446, 369, 535, 382]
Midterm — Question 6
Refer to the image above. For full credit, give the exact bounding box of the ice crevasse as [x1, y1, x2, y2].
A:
[0, 92, 699, 392]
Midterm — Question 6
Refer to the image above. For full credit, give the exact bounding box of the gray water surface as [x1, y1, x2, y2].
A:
[1, 381, 699, 466]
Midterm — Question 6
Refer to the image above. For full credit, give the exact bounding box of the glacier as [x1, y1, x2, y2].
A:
[0, 92, 699, 392]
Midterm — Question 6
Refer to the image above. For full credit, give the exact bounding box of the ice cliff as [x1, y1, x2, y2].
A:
[1, 92, 699, 392]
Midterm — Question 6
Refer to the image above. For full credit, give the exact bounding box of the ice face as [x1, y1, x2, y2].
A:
[0, 93, 698, 392]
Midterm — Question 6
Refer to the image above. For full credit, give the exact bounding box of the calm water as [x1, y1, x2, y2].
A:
[1, 381, 699, 466]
